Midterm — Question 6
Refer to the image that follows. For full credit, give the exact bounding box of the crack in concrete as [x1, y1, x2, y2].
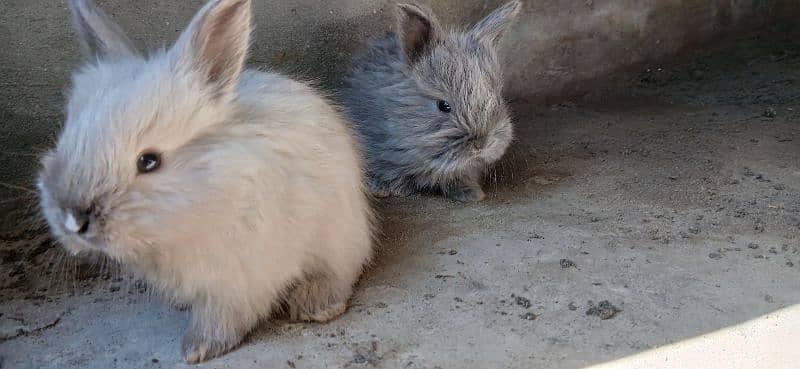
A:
[0, 313, 63, 342]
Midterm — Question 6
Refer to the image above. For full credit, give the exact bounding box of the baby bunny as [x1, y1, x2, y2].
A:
[38, 0, 372, 363]
[341, 1, 522, 202]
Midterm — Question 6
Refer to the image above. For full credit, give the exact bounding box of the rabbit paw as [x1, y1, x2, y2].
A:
[286, 275, 353, 323]
[182, 331, 236, 364]
[295, 301, 348, 323]
[369, 181, 412, 198]
[181, 313, 247, 364]
[447, 182, 486, 202]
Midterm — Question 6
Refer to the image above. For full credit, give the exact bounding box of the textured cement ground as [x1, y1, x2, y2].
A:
[1, 22, 799, 369]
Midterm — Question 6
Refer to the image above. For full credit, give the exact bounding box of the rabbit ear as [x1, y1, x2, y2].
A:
[470, 0, 522, 45]
[396, 4, 443, 65]
[68, 0, 140, 61]
[171, 0, 251, 96]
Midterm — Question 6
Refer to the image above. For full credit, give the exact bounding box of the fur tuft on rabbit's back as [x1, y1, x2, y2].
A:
[341, 1, 522, 202]
[38, 0, 373, 363]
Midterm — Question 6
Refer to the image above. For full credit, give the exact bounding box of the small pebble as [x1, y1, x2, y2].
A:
[763, 107, 777, 118]
[586, 300, 621, 320]
[352, 354, 368, 364]
[560, 259, 576, 269]
[514, 295, 532, 309]
[520, 312, 537, 321]
[708, 252, 722, 260]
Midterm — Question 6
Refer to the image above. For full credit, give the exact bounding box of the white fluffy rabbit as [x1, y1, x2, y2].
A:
[37, 0, 373, 363]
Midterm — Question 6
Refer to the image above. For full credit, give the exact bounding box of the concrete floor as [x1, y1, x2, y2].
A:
[586, 304, 800, 369]
[1, 27, 799, 369]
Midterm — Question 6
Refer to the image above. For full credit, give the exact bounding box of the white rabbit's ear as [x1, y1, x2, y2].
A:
[171, 0, 252, 96]
[396, 4, 443, 65]
[470, 0, 522, 45]
[68, 0, 140, 61]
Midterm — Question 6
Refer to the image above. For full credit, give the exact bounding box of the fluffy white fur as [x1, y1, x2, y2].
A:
[38, 0, 372, 363]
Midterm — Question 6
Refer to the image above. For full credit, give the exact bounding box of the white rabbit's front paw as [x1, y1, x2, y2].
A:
[182, 331, 235, 364]
[286, 275, 354, 323]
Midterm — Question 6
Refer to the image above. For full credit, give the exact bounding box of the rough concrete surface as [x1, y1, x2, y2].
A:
[2, 20, 799, 368]
[585, 305, 800, 369]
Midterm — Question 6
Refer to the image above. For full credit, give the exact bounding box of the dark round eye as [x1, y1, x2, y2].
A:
[137, 152, 161, 174]
[437, 100, 452, 113]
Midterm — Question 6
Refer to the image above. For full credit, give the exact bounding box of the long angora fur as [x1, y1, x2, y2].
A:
[340, 1, 522, 202]
[37, 0, 372, 363]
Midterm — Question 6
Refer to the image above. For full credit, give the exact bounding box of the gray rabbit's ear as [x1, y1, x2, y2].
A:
[171, 0, 252, 96]
[396, 4, 443, 65]
[470, 0, 522, 45]
[68, 0, 140, 61]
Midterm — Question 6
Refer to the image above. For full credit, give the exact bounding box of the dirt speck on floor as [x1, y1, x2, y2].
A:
[586, 301, 622, 320]
[512, 294, 532, 309]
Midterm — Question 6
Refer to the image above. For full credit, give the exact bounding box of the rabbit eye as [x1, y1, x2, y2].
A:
[437, 100, 452, 113]
[137, 152, 161, 174]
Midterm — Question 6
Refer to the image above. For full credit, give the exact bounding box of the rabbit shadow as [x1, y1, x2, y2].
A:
[481, 97, 593, 204]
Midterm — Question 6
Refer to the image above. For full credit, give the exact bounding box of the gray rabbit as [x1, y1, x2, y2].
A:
[341, 1, 522, 202]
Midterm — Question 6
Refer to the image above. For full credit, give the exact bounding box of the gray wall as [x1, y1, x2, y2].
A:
[0, 0, 782, 232]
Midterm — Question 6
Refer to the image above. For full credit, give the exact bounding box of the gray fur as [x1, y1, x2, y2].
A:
[340, 1, 522, 202]
[68, 0, 140, 61]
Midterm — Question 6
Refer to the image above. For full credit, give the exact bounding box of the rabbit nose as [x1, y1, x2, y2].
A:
[64, 208, 91, 234]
